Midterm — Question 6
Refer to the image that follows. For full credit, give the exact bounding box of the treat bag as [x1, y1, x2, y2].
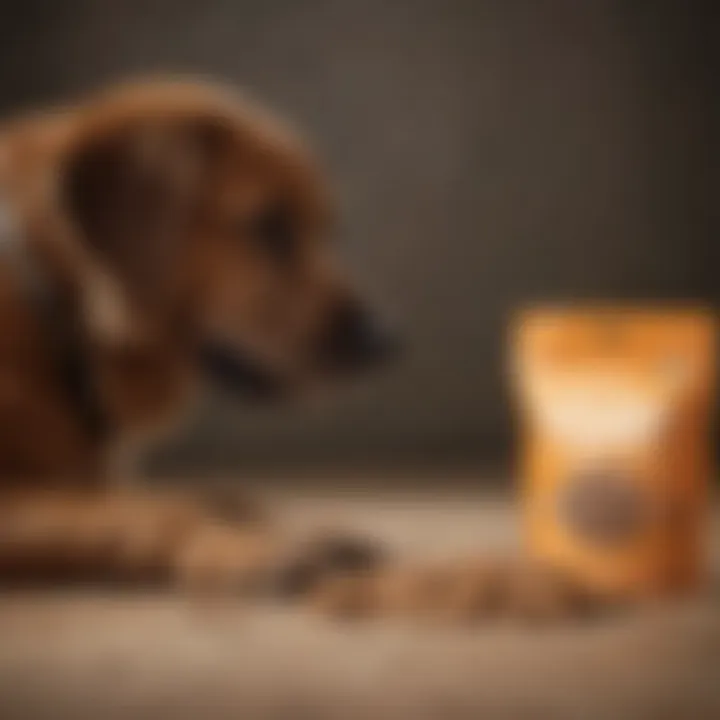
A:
[512, 308, 716, 597]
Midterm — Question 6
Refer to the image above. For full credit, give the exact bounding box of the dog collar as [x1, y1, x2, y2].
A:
[0, 199, 112, 442]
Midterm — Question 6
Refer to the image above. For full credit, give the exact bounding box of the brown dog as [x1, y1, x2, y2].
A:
[0, 79, 397, 591]
[0, 79, 600, 620]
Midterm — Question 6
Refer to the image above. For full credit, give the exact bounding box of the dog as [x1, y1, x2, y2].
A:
[0, 79, 598, 620]
[0, 78, 399, 589]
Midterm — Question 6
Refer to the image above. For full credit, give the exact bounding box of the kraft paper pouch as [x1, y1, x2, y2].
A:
[512, 307, 716, 597]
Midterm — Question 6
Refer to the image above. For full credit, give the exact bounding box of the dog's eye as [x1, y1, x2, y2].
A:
[246, 204, 297, 262]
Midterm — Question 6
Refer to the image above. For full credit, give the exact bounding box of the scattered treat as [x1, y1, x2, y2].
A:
[418, 559, 509, 622]
[310, 572, 380, 619]
[500, 559, 602, 623]
[308, 555, 610, 625]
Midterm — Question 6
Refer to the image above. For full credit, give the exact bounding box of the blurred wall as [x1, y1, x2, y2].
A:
[0, 1, 715, 474]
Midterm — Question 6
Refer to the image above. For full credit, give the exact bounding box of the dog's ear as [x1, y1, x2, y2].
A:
[62, 116, 226, 324]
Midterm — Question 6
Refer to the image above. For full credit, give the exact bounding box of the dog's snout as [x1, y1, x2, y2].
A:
[322, 300, 399, 372]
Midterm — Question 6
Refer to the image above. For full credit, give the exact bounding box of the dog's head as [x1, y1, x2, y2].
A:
[56, 80, 397, 398]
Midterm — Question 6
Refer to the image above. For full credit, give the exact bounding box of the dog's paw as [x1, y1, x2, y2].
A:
[268, 530, 388, 599]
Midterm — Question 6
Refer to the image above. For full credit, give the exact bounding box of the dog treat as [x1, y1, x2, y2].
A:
[309, 556, 606, 624]
[499, 558, 604, 622]
[513, 307, 716, 598]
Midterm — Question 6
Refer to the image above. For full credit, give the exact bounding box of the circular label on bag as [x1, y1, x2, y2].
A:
[559, 468, 649, 547]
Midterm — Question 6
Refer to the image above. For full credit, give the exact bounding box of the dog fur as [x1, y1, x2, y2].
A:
[0, 79, 600, 621]
[0, 78, 383, 589]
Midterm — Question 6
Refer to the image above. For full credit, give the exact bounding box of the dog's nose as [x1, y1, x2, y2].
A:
[323, 300, 400, 372]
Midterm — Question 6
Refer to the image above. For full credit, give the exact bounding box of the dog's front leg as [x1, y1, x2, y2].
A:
[0, 488, 384, 596]
[0, 489, 275, 588]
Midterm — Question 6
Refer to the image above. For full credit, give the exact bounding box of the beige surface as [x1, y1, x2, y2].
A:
[0, 489, 718, 719]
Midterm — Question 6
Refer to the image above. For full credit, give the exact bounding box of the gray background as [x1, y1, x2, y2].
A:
[0, 1, 716, 475]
